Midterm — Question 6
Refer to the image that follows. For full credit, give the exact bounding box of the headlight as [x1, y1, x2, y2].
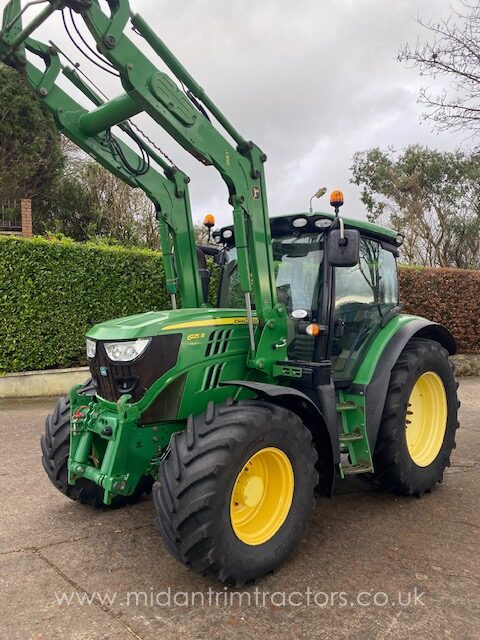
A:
[104, 338, 151, 362]
[86, 338, 96, 359]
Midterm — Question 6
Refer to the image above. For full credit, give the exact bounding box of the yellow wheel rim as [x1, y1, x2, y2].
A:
[230, 447, 294, 545]
[406, 371, 447, 467]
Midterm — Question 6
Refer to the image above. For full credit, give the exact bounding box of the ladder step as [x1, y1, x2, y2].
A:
[339, 431, 364, 442]
[341, 463, 373, 475]
[336, 401, 358, 412]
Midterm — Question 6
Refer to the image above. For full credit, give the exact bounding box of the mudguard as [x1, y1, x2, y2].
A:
[350, 317, 456, 452]
[221, 380, 336, 496]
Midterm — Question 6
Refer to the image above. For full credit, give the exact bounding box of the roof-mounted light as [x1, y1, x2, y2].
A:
[203, 213, 215, 229]
[396, 233, 404, 246]
[330, 190, 344, 208]
[315, 218, 332, 229]
[222, 229, 233, 239]
[292, 217, 308, 228]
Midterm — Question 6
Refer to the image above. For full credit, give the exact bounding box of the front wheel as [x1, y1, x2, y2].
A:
[370, 338, 459, 496]
[153, 399, 318, 585]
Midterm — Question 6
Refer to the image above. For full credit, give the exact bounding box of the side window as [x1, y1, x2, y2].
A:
[331, 238, 398, 380]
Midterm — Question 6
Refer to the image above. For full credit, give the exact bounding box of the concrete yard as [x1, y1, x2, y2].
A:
[0, 379, 479, 640]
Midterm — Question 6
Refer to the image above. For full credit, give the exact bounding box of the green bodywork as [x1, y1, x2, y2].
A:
[70, 309, 262, 503]
[67, 309, 422, 503]
[0, 1, 436, 504]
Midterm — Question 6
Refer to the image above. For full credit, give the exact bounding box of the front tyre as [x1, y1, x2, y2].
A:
[153, 399, 318, 585]
[370, 338, 459, 496]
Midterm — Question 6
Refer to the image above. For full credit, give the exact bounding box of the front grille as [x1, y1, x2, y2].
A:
[88, 334, 182, 402]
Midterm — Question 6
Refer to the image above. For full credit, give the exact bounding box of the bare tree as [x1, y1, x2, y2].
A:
[399, 1, 480, 137]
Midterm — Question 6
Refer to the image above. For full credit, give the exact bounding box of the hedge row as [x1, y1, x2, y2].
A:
[0, 236, 172, 373]
[1, 236, 479, 372]
[399, 266, 480, 354]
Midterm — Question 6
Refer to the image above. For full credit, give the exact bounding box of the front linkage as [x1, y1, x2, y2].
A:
[68, 386, 181, 504]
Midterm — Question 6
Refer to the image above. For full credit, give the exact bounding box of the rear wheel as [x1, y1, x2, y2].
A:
[153, 399, 318, 585]
[370, 338, 459, 495]
[41, 381, 153, 508]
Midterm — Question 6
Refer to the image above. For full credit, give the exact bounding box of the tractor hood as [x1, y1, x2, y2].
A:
[86, 308, 252, 341]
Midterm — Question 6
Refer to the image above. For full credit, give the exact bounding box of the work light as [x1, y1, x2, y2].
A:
[292, 217, 308, 228]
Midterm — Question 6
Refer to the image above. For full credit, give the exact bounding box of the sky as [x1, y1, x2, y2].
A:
[30, 0, 466, 226]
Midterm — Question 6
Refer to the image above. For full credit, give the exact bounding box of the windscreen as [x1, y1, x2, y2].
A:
[223, 233, 324, 317]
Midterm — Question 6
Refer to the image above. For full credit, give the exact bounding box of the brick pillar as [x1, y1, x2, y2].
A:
[20, 199, 32, 238]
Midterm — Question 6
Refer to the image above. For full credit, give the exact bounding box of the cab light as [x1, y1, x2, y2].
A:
[86, 338, 96, 359]
[315, 218, 332, 229]
[306, 323, 321, 336]
[292, 217, 308, 228]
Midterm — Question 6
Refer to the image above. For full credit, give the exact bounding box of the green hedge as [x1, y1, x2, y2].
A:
[0, 236, 171, 373]
[1, 235, 478, 373]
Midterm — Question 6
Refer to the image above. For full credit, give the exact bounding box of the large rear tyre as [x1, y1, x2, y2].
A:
[40, 381, 153, 508]
[370, 338, 459, 496]
[153, 399, 318, 586]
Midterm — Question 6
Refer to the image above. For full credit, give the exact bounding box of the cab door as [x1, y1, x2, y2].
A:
[330, 236, 399, 384]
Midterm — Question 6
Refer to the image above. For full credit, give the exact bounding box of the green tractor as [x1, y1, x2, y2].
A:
[2, 1, 459, 586]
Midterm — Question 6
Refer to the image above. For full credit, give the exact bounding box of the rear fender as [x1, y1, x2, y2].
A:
[350, 316, 456, 452]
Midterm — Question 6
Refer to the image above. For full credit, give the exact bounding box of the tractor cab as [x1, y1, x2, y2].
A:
[213, 209, 403, 386]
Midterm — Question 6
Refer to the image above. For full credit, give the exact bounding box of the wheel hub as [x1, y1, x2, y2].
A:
[230, 447, 294, 545]
[406, 371, 448, 467]
[237, 474, 265, 508]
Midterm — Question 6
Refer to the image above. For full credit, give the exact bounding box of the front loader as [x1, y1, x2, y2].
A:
[1, 0, 459, 586]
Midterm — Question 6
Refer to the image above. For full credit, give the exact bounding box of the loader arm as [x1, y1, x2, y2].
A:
[0, 0, 288, 374]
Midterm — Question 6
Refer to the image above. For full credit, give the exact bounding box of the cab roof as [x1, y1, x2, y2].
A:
[215, 211, 402, 248]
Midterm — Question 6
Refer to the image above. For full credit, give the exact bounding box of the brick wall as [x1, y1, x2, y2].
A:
[20, 199, 32, 238]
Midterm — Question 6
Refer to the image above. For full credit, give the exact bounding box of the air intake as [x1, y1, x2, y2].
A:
[204, 329, 232, 357]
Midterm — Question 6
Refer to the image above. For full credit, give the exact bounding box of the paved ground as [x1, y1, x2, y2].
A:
[0, 380, 479, 640]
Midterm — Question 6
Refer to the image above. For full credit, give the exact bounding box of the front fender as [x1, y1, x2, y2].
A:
[221, 380, 336, 496]
[350, 314, 456, 452]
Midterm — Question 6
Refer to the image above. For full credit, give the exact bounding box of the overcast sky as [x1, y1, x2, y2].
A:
[33, 0, 466, 226]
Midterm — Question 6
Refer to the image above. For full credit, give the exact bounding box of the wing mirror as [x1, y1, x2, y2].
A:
[328, 228, 360, 267]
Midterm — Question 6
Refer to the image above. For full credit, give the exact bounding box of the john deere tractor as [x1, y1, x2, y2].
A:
[1, 1, 459, 586]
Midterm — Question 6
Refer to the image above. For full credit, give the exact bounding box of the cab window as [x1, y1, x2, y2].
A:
[331, 237, 398, 380]
[222, 234, 324, 361]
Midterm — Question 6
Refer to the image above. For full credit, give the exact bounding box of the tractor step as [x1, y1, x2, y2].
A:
[339, 430, 364, 442]
[336, 401, 358, 411]
[341, 463, 373, 475]
[336, 390, 374, 479]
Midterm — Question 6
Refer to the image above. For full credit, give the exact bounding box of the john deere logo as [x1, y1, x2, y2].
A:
[251, 185, 261, 200]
